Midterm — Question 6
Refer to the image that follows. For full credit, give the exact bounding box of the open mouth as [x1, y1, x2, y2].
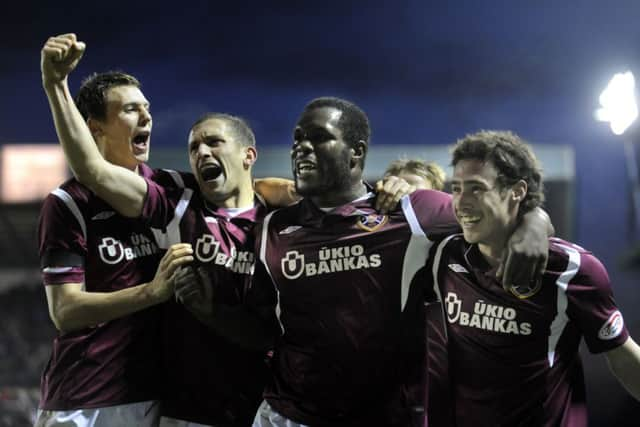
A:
[132, 132, 150, 153]
[200, 163, 223, 182]
[457, 213, 481, 227]
[295, 160, 316, 175]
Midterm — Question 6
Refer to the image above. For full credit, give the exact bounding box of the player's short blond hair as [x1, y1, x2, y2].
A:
[384, 158, 446, 191]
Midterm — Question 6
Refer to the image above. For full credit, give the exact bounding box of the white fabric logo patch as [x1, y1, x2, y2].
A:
[598, 310, 624, 340]
[279, 225, 302, 235]
[448, 263, 469, 273]
[91, 211, 116, 220]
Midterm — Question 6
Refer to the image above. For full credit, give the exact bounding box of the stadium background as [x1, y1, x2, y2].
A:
[1, 1, 640, 425]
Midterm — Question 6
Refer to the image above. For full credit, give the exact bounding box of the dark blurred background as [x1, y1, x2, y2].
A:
[1, 1, 640, 425]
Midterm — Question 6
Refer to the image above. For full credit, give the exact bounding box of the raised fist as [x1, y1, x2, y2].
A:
[41, 33, 86, 86]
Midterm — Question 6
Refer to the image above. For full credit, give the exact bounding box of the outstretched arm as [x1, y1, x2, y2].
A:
[41, 33, 147, 217]
[606, 337, 640, 400]
[45, 243, 193, 333]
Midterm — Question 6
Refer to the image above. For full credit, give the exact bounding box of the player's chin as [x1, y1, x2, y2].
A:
[462, 230, 480, 244]
[294, 179, 320, 197]
[134, 152, 150, 163]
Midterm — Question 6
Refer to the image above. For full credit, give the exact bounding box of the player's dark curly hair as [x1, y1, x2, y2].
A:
[451, 130, 545, 216]
[75, 71, 140, 121]
[302, 96, 370, 146]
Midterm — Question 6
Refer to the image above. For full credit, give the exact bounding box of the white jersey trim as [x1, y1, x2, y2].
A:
[151, 188, 193, 249]
[52, 188, 86, 241]
[430, 234, 460, 340]
[399, 196, 434, 312]
[259, 211, 284, 333]
[547, 243, 581, 367]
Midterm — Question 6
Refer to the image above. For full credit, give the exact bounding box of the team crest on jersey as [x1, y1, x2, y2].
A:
[281, 250, 306, 279]
[445, 292, 463, 323]
[98, 234, 159, 264]
[356, 214, 388, 232]
[508, 277, 543, 299]
[598, 310, 624, 340]
[195, 234, 221, 262]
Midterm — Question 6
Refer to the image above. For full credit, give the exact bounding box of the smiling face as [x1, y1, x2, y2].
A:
[188, 117, 256, 206]
[90, 85, 152, 171]
[451, 158, 524, 259]
[291, 106, 354, 201]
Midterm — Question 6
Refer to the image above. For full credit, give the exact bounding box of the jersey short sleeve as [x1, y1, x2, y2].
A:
[409, 190, 460, 240]
[565, 247, 629, 353]
[38, 190, 86, 285]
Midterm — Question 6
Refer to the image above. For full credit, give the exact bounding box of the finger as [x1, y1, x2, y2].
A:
[173, 267, 197, 290]
[374, 180, 385, 210]
[175, 282, 201, 301]
[69, 41, 86, 62]
[51, 33, 77, 43]
[42, 45, 68, 62]
[383, 181, 406, 212]
[176, 288, 201, 305]
[376, 181, 395, 212]
[45, 38, 74, 62]
[166, 255, 194, 277]
[160, 244, 193, 266]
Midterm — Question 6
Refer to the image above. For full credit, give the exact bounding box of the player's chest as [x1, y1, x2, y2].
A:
[266, 216, 416, 287]
[85, 209, 161, 266]
[440, 265, 558, 341]
[183, 212, 257, 274]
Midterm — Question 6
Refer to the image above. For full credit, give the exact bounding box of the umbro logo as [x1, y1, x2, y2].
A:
[92, 211, 116, 220]
[279, 225, 302, 235]
[448, 263, 469, 273]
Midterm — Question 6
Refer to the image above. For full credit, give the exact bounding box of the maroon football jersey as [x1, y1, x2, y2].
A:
[256, 190, 458, 426]
[427, 235, 629, 427]
[142, 176, 270, 426]
[37, 164, 183, 410]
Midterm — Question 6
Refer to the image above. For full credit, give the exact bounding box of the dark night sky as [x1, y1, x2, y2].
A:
[3, 2, 640, 422]
[3, 1, 638, 248]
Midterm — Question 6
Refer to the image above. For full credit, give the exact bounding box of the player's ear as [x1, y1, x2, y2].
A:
[243, 145, 257, 169]
[87, 117, 103, 138]
[350, 140, 367, 169]
[511, 180, 527, 202]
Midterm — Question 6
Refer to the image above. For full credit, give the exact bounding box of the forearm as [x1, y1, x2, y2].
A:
[44, 80, 108, 188]
[606, 337, 640, 400]
[43, 81, 146, 217]
[48, 282, 166, 333]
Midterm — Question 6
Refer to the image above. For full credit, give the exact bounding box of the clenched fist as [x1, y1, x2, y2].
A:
[41, 33, 86, 87]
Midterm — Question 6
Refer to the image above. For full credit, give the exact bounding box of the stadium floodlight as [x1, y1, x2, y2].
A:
[595, 71, 638, 135]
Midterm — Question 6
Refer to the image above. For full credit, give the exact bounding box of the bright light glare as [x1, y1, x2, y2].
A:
[595, 71, 638, 135]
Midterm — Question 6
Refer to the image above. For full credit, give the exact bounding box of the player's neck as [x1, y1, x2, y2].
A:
[477, 225, 515, 268]
[212, 180, 255, 209]
[310, 181, 367, 208]
[478, 244, 503, 268]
